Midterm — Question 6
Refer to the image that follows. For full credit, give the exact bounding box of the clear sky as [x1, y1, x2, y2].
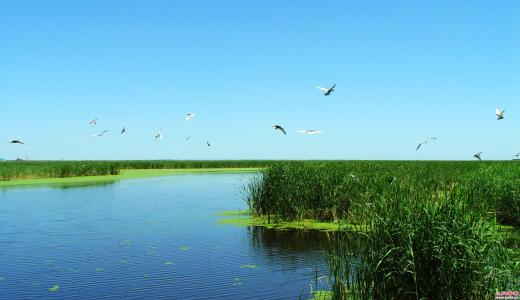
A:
[0, 1, 518, 160]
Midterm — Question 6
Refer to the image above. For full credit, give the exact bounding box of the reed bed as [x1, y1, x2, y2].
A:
[0, 160, 272, 180]
[245, 161, 520, 299]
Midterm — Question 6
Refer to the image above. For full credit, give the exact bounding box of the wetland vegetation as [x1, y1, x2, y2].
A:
[244, 161, 520, 299]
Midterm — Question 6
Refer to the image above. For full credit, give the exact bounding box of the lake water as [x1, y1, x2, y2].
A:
[0, 173, 331, 299]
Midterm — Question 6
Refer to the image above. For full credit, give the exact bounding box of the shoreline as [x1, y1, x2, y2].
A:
[0, 168, 260, 188]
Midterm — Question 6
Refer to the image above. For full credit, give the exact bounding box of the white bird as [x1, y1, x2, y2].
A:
[186, 113, 195, 122]
[89, 118, 97, 126]
[272, 125, 286, 135]
[473, 152, 483, 161]
[155, 129, 163, 140]
[496, 108, 505, 120]
[296, 130, 324, 135]
[316, 84, 336, 96]
[93, 130, 108, 137]
[416, 137, 437, 151]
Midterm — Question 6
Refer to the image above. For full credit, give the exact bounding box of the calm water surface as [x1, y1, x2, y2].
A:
[0, 173, 330, 299]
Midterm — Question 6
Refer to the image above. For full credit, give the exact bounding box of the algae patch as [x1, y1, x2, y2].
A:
[48, 285, 60, 292]
[217, 210, 363, 232]
[164, 261, 173, 265]
[179, 246, 190, 251]
[240, 264, 257, 269]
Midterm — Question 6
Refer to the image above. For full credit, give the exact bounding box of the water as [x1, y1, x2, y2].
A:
[0, 173, 331, 299]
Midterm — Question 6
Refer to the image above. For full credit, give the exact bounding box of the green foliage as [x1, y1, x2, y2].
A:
[0, 160, 271, 180]
[244, 161, 520, 299]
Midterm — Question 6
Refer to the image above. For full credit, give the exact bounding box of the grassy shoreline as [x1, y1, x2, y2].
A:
[0, 168, 260, 187]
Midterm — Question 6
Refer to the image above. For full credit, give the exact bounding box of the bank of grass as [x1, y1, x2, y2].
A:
[0, 168, 259, 187]
[244, 161, 520, 299]
[0, 160, 271, 181]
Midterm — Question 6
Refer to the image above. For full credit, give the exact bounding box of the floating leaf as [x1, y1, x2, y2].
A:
[240, 264, 257, 269]
[48, 285, 60, 292]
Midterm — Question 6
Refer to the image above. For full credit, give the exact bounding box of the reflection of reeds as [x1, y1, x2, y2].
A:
[243, 161, 520, 299]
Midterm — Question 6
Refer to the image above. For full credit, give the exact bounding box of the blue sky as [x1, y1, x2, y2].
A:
[0, 0, 518, 160]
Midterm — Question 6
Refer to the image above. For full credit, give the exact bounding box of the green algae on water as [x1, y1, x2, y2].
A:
[179, 246, 190, 251]
[240, 264, 257, 269]
[48, 285, 60, 292]
[164, 261, 173, 265]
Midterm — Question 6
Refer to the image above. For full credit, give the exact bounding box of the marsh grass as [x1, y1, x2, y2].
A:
[0, 160, 270, 180]
[244, 161, 520, 299]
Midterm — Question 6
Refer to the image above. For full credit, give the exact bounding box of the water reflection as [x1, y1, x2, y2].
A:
[247, 226, 337, 254]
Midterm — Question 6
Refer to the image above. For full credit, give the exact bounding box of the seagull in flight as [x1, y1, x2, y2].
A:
[89, 118, 97, 126]
[186, 113, 195, 122]
[473, 152, 483, 161]
[496, 108, 505, 120]
[8, 139, 25, 145]
[93, 130, 108, 137]
[120, 126, 126, 135]
[316, 84, 336, 96]
[207, 141, 211, 147]
[155, 129, 163, 140]
[185, 136, 191, 141]
[272, 125, 286, 135]
[416, 137, 437, 151]
[297, 130, 324, 135]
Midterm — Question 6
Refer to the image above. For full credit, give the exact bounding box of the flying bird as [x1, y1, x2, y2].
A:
[185, 136, 191, 141]
[272, 125, 286, 135]
[8, 139, 25, 144]
[513, 153, 520, 158]
[120, 126, 126, 135]
[89, 118, 97, 126]
[416, 137, 437, 151]
[186, 113, 195, 122]
[496, 108, 505, 120]
[473, 152, 483, 161]
[296, 130, 324, 135]
[93, 130, 108, 137]
[316, 84, 336, 96]
[207, 141, 211, 147]
[155, 129, 163, 140]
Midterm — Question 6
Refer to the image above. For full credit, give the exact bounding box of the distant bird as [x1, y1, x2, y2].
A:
[316, 84, 336, 96]
[207, 141, 211, 147]
[93, 130, 108, 137]
[186, 113, 195, 122]
[272, 125, 286, 135]
[8, 139, 25, 145]
[120, 126, 126, 135]
[514, 153, 520, 158]
[185, 136, 191, 141]
[473, 152, 483, 161]
[89, 118, 97, 126]
[297, 130, 324, 135]
[416, 137, 437, 151]
[155, 129, 163, 140]
[496, 108, 505, 120]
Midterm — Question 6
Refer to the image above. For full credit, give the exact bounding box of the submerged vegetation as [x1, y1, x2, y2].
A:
[245, 161, 520, 299]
